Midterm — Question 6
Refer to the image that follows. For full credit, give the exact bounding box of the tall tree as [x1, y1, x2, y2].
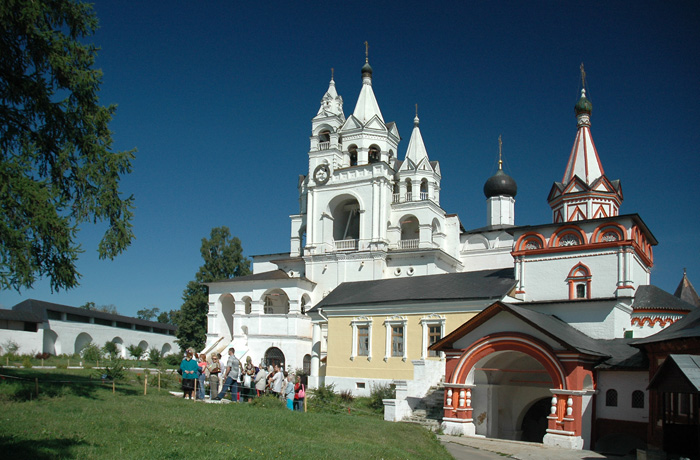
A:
[80, 301, 118, 314]
[175, 227, 251, 351]
[0, 0, 135, 293]
[136, 307, 160, 321]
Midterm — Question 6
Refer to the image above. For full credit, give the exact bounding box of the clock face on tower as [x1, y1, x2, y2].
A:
[313, 164, 330, 185]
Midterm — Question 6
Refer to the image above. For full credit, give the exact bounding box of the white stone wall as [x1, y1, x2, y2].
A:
[0, 329, 40, 355]
[595, 370, 648, 422]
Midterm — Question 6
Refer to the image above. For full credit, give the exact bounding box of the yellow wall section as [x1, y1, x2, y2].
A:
[326, 311, 477, 380]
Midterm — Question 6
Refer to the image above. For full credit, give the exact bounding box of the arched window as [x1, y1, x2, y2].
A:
[348, 145, 358, 166]
[405, 179, 412, 201]
[368, 145, 380, 163]
[264, 347, 285, 369]
[606, 389, 618, 407]
[319, 130, 330, 144]
[420, 179, 428, 200]
[332, 198, 360, 243]
[632, 390, 644, 408]
[399, 215, 419, 249]
[303, 354, 311, 374]
[567, 263, 591, 300]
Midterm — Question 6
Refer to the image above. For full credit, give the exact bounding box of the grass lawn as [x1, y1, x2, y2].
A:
[0, 369, 451, 459]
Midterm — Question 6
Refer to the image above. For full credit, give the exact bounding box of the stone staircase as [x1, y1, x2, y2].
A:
[401, 383, 445, 432]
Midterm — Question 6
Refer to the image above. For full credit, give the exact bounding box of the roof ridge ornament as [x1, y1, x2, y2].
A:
[414, 103, 419, 126]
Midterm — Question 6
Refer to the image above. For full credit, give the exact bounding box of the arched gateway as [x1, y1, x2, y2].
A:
[431, 302, 597, 450]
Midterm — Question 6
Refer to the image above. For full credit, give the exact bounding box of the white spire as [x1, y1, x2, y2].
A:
[562, 88, 604, 185]
[351, 45, 384, 123]
[404, 109, 429, 164]
[317, 69, 343, 117]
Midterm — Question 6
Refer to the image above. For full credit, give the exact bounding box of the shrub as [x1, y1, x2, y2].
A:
[80, 342, 103, 363]
[339, 389, 354, 403]
[34, 352, 51, 360]
[369, 383, 396, 411]
[22, 357, 32, 368]
[165, 353, 181, 366]
[310, 383, 336, 404]
[103, 358, 128, 382]
[102, 341, 119, 359]
[148, 347, 162, 366]
[126, 345, 144, 360]
[2, 340, 20, 355]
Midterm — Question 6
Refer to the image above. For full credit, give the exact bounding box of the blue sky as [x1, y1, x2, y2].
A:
[2, 1, 699, 316]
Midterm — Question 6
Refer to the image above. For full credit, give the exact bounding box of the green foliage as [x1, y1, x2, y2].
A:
[369, 383, 396, 411]
[0, 0, 135, 293]
[310, 383, 337, 405]
[176, 226, 251, 351]
[137, 307, 160, 321]
[157, 310, 178, 324]
[148, 347, 162, 366]
[80, 302, 118, 314]
[165, 353, 181, 366]
[102, 341, 119, 359]
[339, 389, 354, 403]
[248, 394, 286, 410]
[102, 358, 128, 382]
[2, 340, 20, 355]
[126, 345, 144, 360]
[80, 342, 102, 362]
[22, 356, 32, 368]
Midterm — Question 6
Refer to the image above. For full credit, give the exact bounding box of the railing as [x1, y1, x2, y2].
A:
[398, 239, 419, 250]
[420, 192, 428, 200]
[318, 141, 330, 150]
[392, 193, 400, 203]
[405, 193, 413, 202]
[334, 239, 358, 251]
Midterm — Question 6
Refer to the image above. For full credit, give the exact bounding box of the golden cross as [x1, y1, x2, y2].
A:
[331, 67, 334, 80]
[580, 62, 586, 89]
[415, 103, 418, 117]
[365, 41, 369, 62]
[498, 135, 503, 170]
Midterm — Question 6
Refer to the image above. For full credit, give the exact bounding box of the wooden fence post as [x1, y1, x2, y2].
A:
[144, 374, 148, 395]
[158, 372, 161, 390]
[193, 378, 197, 402]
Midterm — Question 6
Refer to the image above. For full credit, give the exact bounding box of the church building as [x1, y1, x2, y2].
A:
[203, 54, 696, 451]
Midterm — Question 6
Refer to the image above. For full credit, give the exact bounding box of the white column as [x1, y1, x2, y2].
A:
[309, 322, 322, 388]
[288, 299, 300, 315]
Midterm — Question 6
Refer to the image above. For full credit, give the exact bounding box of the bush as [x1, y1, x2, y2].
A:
[102, 341, 119, 360]
[126, 345, 144, 360]
[369, 383, 396, 411]
[2, 340, 20, 355]
[310, 383, 336, 404]
[339, 389, 354, 403]
[35, 352, 51, 360]
[103, 358, 128, 382]
[22, 356, 32, 368]
[148, 347, 162, 366]
[165, 353, 181, 366]
[81, 342, 102, 363]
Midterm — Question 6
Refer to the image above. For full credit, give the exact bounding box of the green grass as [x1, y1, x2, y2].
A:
[0, 369, 451, 459]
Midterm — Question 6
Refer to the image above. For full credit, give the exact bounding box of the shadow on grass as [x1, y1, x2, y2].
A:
[0, 435, 88, 459]
[0, 368, 140, 401]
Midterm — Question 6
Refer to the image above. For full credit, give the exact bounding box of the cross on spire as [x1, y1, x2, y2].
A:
[365, 41, 369, 62]
[331, 67, 334, 80]
[580, 62, 587, 89]
[498, 135, 503, 170]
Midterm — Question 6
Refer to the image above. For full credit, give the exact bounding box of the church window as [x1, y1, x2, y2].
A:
[368, 145, 380, 163]
[384, 316, 408, 361]
[350, 317, 372, 361]
[606, 389, 618, 407]
[576, 284, 586, 299]
[264, 296, 273, 314]
[391, 326, 404, 357]
[319, 130, 331, 149]
[405, 179, 413, 201]
[428, 326, 441, 356]
[559, 233, 580, 247]
[420, 314, 445, 359]
[420, 179, 428, 200]
[358, 326, 369, 356]
[303, 354, 311, 375]
[601, 231, 619, 242]
[524, 239, 541, 250]
[348, 145, 358, 166]
[632, 390, 644, 409]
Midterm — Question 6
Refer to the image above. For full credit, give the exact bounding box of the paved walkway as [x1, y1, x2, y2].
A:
[439, 435, 636, 460]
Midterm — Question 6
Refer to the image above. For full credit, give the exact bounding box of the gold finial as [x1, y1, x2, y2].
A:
[580, 62, 586, 89]
[415, 103, 418, 117]
[498, 135, 503, 170]
[365, 41, 369, 62]
[331, 67, 334, 80]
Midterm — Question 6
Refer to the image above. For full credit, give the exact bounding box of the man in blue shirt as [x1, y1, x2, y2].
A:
[214, 348, 242, 401]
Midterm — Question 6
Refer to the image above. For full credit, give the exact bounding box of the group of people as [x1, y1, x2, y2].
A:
[179, 347, 306, 411]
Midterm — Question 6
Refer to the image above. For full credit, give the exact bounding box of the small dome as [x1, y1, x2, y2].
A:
[484, 169, 517, 198]
[361, 61, 373, 76]
[575, 91, 592, 115]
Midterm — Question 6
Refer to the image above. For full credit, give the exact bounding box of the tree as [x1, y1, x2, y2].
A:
[0, 0, 135, 293]
[175, 227, 251, 351]
[136, 307, 160, 321]
[126, 344, 144, 360]
[79, 301, 118, 315]
[157, 310, 178, 325]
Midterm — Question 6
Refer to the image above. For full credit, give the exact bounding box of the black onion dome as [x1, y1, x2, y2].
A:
[484, 169, 518, 198]
[361, 61, 373, 76]
[575, 93, 592, 115]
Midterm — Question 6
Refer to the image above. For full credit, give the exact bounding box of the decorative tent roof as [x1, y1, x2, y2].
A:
[633, 284, 697, 312]
[404, 115, 430, 165]
[674, 269, 700, 307]
[562, 88, 605, 186]
[352, 57, 384, 124]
